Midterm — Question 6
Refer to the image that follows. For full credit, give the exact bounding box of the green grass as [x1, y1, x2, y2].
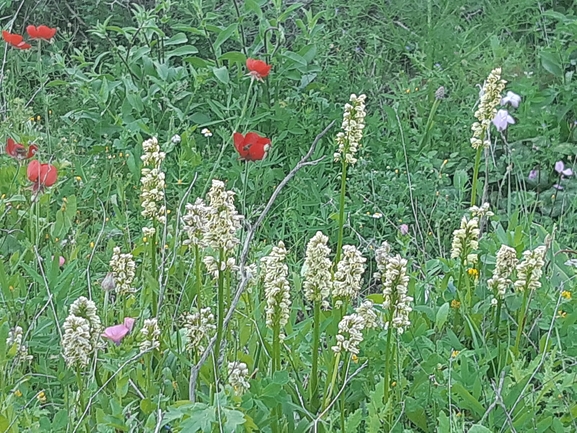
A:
[1, 0, 577, 432]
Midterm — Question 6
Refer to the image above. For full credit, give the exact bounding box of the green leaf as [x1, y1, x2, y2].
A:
[166, 45, 199, 59]
[212, 66, 230, 84]
[283, 51, 307, 66]
[541, 50, 563, 78]
[164, 32, 187, 46]
[219, 51, 246, 64]
[468, 425, 493, 433]
[437, 410, 450, 433]
[222, 408, 245, 433]
[435, 302, 450, 330]
[452, 383, 485, 418]
[344, 408, 363, 431]
[213, 23, 238, 52]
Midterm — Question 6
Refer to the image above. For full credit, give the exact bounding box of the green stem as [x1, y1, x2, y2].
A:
[310, 300, 321, 406]
[322, 352, 341, 410]
[419, 98, 441, 151]
[470, 146, 483, 207]
[383, 314, 394, 405]
[513, 289, 530, 357]
[215, 249, 225, 359]
[272, 323, 281, 433]
[194, 244, 202, 308]
[150, 228, 158, 316]
[335, 160, 348, 264]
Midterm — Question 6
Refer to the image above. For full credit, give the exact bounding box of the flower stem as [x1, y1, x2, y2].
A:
[215, 249, 225, 359]
[194, 244, 202, 308]
[513, 288, 530, 357]
[150, 228, 158, 316]
[309, 300, 321, 407]
[383, 314, 394, 405]
[470, 146, 483, 207]
[335, 160, 348, 264]
[322, 352, 341, 410]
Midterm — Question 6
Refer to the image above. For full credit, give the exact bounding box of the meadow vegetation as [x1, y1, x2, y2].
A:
[1, 0, 577, 432]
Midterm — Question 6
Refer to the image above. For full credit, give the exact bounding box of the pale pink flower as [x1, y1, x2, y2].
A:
[501, 91, 521, 108]
[399, 224, 409, 236]
[102, 317, 136, 345]
[51, 255, 66, 267]
[555, 161, 573, 177]
[492, 109, 515, 132]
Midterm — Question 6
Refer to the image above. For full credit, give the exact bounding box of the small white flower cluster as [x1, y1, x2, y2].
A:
[228, 361, 250, 394]
[488, 245, 518, 299]
[205, 180, 243, 251]
[355, 300, 378, 329]
[61, 297, 101, 368]
[382, 255, 413, 333]
[182, 198, 211, 247]
[139, 318, 161, 352]
[450, 216, 480, 263]
[373, 241, 391, 281]
[6, 326, 33, 363]
[182, 307, 216, 354]
[514, 246, 546, 292]
[332, 313, 365, 355]
[142, 226, 156, 238]
[261, 241, 291, 340]
[110, 247, 137, 295]
[140, 137, 167, 225]
[203, 256, 238, 279]
[471, 68, 506, 149]
[332, 245, 366, 307]
[469, 202, 494, 218]
[334, 93, 367, 165]
[303, 231, 332, 307]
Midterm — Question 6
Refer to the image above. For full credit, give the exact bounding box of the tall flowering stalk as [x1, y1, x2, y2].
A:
[261, 241, 290, 433]
[140, 137, 166, 314]
[513, 246, 546, 355]
[61, 297, 101, 415]
[470, 68, 506, 206]
[450, 213, 481, 310]
[204, 180, 243, 356]
[302, 231, 332, 405]
[334, 94, 366, 263]
[374, 243, 412, 405]
[261, 241, 291, 373]
[488, 245, 518, 344]
[332, 245, 366, 312]
[182, 198, 211, 307]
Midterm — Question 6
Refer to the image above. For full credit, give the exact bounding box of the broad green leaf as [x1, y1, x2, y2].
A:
[166, 45, 199, 59]
[541, 50, 563, 78]
[435, 302, 450, 330]
[213, 66, 230, 84]
[468, 425, 493, 433]
[213, 23, 238, 52]
[164, 32, 187, 46]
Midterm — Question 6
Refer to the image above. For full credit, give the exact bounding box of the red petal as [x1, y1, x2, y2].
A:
[15, 42, 31, 50]
[246, 58, 271, 79]
[40, 164, 58, 187]
[27, 144, 38, 158]
[26, 25, 38, 39]
[37, 25, 56, 39]
[233, 132, 245, 152]
[27, 160, 41, 182]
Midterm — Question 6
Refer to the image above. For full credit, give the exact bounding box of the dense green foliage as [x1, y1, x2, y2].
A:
[1, 0, 577, 432]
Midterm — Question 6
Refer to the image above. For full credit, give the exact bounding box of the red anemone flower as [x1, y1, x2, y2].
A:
[26, 25, 57, 41]
[6, 138, 38, 160]
[27, 160, 57, 192]
[2, 30, 31, 50]
[233, 132, 271, 161]
[246, 58, 271, 81]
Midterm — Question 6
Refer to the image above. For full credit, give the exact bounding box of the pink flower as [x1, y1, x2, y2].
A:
[528, 169, 538, 181]
[50, 255, 65, 267]
[555, 161, 573, 177]
[399, 224, 409, 236]
[501, 91, 521, 108]
[492, 109, 515, 132]
[102, 317, 136, 345]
